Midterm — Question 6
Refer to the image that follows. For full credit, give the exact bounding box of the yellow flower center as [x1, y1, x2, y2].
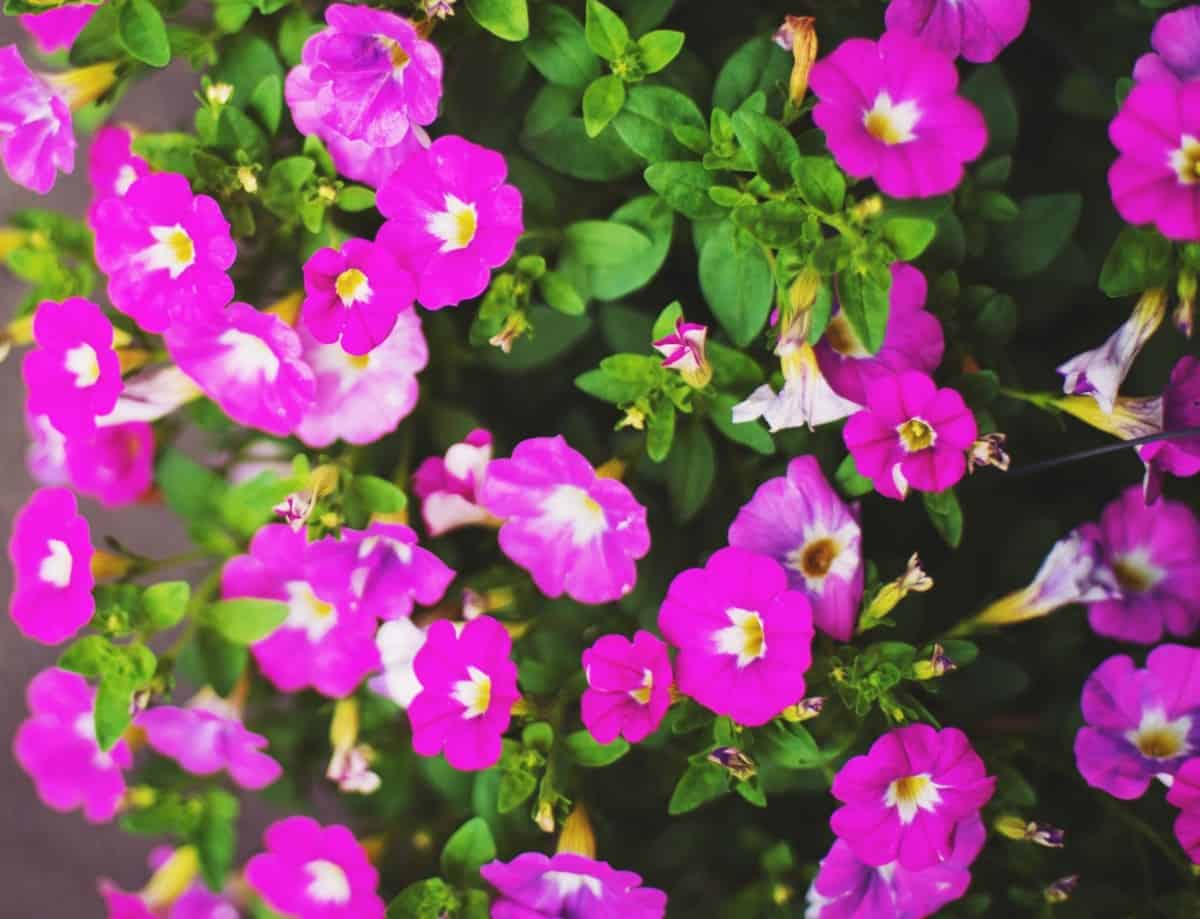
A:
[451, 666, 493, 719]
[379, 36, 410, 71]
[863, 92, 920, 146]
[629, 669, 654, 706]
[1128, 709, 1191, 761]
[1171, 135, 1200, 185]
[426, 194, 479, 253]
[897, 417, 936, 453]
[166, 228, 194, 267]
[1137, 728, 1185, 759]
[715, 607, 767, 668]
[335, 268, 371, 307]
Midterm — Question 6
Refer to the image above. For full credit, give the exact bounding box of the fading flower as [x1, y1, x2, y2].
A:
[97, 365, 203, 427]
[1134, 5, 1200, 84]
[708, 746, 757, 781]
[967, 432, 1011, 473]
[1043, 875, 1079, 904]
[412, 429, 494, 537]
[733, 342, 859, 433]
[782, 696, 825, 722]
[136, 704, 282, 791]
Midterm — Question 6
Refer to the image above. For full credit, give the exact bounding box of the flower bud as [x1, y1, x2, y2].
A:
[535, 801, 556, 834]
[489, 311, 530, 354]
[860, 554, 932, 627]
[708, 746, 757, 781]
[556, 804, 597, 859]
[1043, 874, 1079, 904]
[141, 846, 200, 910]
[237, 165, 259, 194]
[91, 549, 133, 581]
[45, 62, 119, 112]
[205, 81, 234, 107]
[781, 696, 825, 722]
[1177, 268, 1196, 338]
[653, 316, 711, 389]
[968, 432, 1011, 473]
[912, 643, 955, 680]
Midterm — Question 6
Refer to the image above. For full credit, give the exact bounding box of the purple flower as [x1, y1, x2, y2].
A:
[831, 725, 996, 871]
[412, 429, 493, 537]
[1080, 486, 1200, 644]
[368, 619, 427, 707]
[245, 816, 385, 919]
[301, 238, 416, 355]
[136, 704, 282, 791]
[480, 852, 668, 919]
[165, 302, 315, 437]
[810, 33, 987, 199]
[1139, 356, 1200, 485]
[23, 297, 121, 437]
[14, 668, 131, 822]
[25, 411, 68, 487]
[843, 371, 978, 499]
[1074, 644, 1200, 799]
[728, 455, 864, 641]
[1135, 5, 1200, 84]
[294, 310, 427, 447]
[733, 340, 860, 433]
[0, 46, 75, 193]
[1058, 292, 1166, 414]
[653, 317, 711, 388]
[1167, 758, 1200, 863]
[658, 546, 815, 727]
[9, 487, 94, 645]
[93, 172, 237, 333]
[409, 615, 520, 771]
[68, 422, 155, 508]
[581, 631, 673, 745]
[19, 5, 98, 54]
[86, 125, 149, 224]
[222, 525, 381, 698]
[817, 264, 944, 407]
[377, 135, 524, 309]
[480, 436, 651, 605]
[807, 814, 986, 918]
[884, 0, 1030, 64]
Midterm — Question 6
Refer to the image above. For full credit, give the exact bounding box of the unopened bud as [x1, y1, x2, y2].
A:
[912, 643, 955, 680]
[535, 801, 556, 834]
[206, 82, 234, 106]
[781, 696, 825, 722]
[1043, 874, 1079, 904]
[317, 182, 338, 204]
[1177, 269, 1196, 338]
[708, 746, 757, 781]
[995, 816, 1065, 848]
[91, 549, 133, 581]
[236, 166, 258, 194]
[141, 846, 200, 909]
[616, 405, 646, 431]
[489, 311, 530, 353]
[860, 554, 932, 627]
[556, 805, 596, 859]
[851, 195, 885, 222]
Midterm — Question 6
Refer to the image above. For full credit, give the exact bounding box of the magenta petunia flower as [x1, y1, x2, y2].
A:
[830, 724, 996, 871]
[1135, 5, 1200, 84]
[68, 422, 155, 508]
[19, 4, 97, 54]
[0, 45, 75, 193]
[368, 618, 427, 708]
[136, 704, 282, 791]
[25, 411, 69, 487]
[376, 135, 524, 309]
[884, 0, 1030, 64]
[294, 311, 427, 448]
[165, 302, 315, 437]
[581, 630, 673, 745]
[1074, 644, 1200, 800]
[23, 297, 121, 437]
[9, 487, 94, 645]
[301, 238, 416, 355]
[14, 668, 131, 822]
[1140, 357, 1200, 485]
[93, 172, 237, 332]
[806, 814, 986, 918]
[479, 435, 651, 605]
[1167, 758, 1200, 864]
[817, 264, 944, 407]
[1079, 486, 1200, 644]
[412, 428, 493, 537]
[245, 816, 385, 919]
[100, 846, 242, 919]
[843, 371, 977, 500]
[728, 456, 864, 642]
[658, 546, 815, 727]
[809, 32, 987, 199]
[86, 124, 149, 225]
[653, 318, 711, 388]
[481, 852, 668, 919]
[306, 522, 455, 621]
[222, 525, 381, 698]
[408, 615, 520, 771]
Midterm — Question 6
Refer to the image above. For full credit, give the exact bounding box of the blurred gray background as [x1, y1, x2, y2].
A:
[0, 17, 199, 915]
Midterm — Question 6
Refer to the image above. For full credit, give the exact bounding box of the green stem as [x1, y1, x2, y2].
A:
[1102, 797, 1193, 880]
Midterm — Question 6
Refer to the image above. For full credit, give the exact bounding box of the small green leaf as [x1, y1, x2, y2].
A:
[666, 421, 716, 521]
[178, 628, 247, 697]
[644, 161, 725, 220]
[565, 730, 631, 766]
[612, 85, 705, 163]
[387, 878, 459, 919]
[119, 0, 171, 68]
[539, 271, 587, 316]
[712, 35, 790, 113]
[732, 200, 808, 248]
[646, 400, 676, 462]
[990, 193, 1082, 279]
[838, 263, 892, 355]
[731, 110, 801, 188]
[923, 488, 964, 548]
[440, 818, 497, 888]
[668, 761, 729, 815]
[583, 75, 627, 137]
[792, 156, 846, 212]
[70, 2, 124, 66]
[882, 217, 937, 261]
[523, 5, 600, 89]
[835, 453, 874, 498]
[637, 29, 684, 74]
[195, 790, 239, 891]
[651, 300, 683, 340]
[353, 475, 408, 514]
[563, 220, 651, 266]
[466, 0, 529, 41]
[336, 185, 376, 212]
[1099, 226, 1173, 298]
[202, 599, 288, 645]
[962, 64, 1018, 155]
[249, 74, 283, 134]
[584, 0, 630, 61]
[139, 581, 190, 633]
[94, 677, 136, 752]
[497, 767, 538, 813]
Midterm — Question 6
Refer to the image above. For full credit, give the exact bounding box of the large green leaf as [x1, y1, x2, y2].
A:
[699, 220, 774, 346]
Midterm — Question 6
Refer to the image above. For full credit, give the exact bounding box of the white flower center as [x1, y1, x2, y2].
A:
[115, 164, 139, 196]
[884, 772, 942, 824]
[217, 329, 281, 383]
[140, 224, 196, 279]
[451, 665, 492, 719]
[1171, 134, 1200, 185]
[714, 607, 767, 668]
[39, 539, 73, 588]
[1127, 708, 1192, 760]
[335, 268, 373, 307]
[305, 859, 351, 904]
[64, 343, 101, 388]
[863, 91, 920, 145]
[544, 871, 603, 899]
[426, 194, 478, 253]
[543, 485, 608, 545]
[284, 581, 338, 642]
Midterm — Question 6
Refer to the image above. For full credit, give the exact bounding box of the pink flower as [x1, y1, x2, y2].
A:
[657, 546, 815, 726]
[295, 311, 427, 447]
[409, 615, 519, 770]
[843, 371, 978, 499]
[817, 264, 944, 407]
[306, 522, 455, 620]
[86, 124, 149, 223]
[807, 814, 985, 918]
[25, 411, 68, 486]
[68, 422, 155, 508]
[368, 618, 426, 708]
[93, 172, 237, 332]
[100, 846, 242, 918]
[14, 668, 131, 822]
[0, 46, 75, 193]
[581, 631, 673, 745]
[19, 4, 97, 54]
[165, 302, 315, 437]
[1074, 644, 1200, 800]
[301, 238, 416, 355]
[727, 456, 864, 641]
[222, 525, 381, 698]
[653, 318, 711, 388]
[136, 705, 282, 791]
[884, 0, 1030, 64]
[1135, 6, 1200, 84]
[245, 816, 385, 919]
[830, 724, 996, 871]
[377, 135, 524, 309]
[810, 32, 986, 198]
[8, 487, 94, 645]
[412, 429, 493, 537]
[481, 852, 668, 919]
[480, 436, 651, 605]
[1080, 486, 1200, 644]
[1167, 758, 1200, 864]
[22, 297, 121, 437]
[1140, 357, 1200, 484]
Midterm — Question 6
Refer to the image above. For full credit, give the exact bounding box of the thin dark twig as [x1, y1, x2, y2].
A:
[1005, 427, 1200, 479]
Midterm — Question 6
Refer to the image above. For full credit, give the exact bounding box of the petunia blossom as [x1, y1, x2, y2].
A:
[1074, 644, 1200, 800]
[1167, 758, 1200, 864]
[728, 456, 864, 641]
[653, 317, 711, 388]
[1139, 356, 1200, 489]
[481, 852, 667, 919]
[830, 724, 996, 871]
[408, 615, 520, 770]
[884, 0, 1030, 64]
[479, 435, 650, 605]
[67, 422, 155, 509]
[136, 704, 282, 791]
[0, 46, 77, 193]
[412, 429, 493, 537]
[100, 845, 242, 919]
[581, 631, 673, 745]
[19, 5, 97, 54]
[1134, 5, 1200, 84]
[86, 124, 149, 224]
[367, 618, 427, 708]
[25, 411, 69, 487]
[810, 32, 987, 198]
[658, 546, 815, 727]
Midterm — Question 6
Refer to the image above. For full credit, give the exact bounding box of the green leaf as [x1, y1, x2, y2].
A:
[565, 730, 631, 766]
[217, 470, 301, 539]
[157, 449, 228, 521]
[195, 790, 239, 891]
[1099, 226, 1173, 298]
[668, 761, 729, 815]
[336, 185, 376, 212]
[278, 9, 321, 67]
[652, 300, 684, 340]
[731, 110, 800, 188]
[211, 36, 284, 115]
[699, 220, 774, 347]
[352, 475, 408, 514]
[131, 133, 199, 175]
[440, 818, 497, 888]
[524, 5, 600, 89]
[838, 263, 892, 355]
[540, 271, 587, 316]
[732, 200, 808, 248]
[990, 194, 1082, 279]
[882, 217, 937, 261]
[94, 677, 135, 752]
[139, 581, 190, 633]
[757, 722, 822, 768]
[835, 453, 874, 498]
[637, 29, 684, 74]
[713, 35, 790, 113]
[213, 0, 254, 33]
[585, 0, 630, 61]
[709, 395, 774, 455]
[563, 220, 651, 267]
[118, 0, 171, 67]
[70, 2, 124, 66]
[466, 0, 529, 41]
[646, 400, 676, 462]
[666, 422, 716, 521]
[583, 75, 627, 137]
[178, 628, 247, 696]
[923, 488, 964, 548]
[576, 368, 645, 404]
[249, 75, 283, 134]
[521, 105, 641, 181]
[497, 767, 539, 812]
[388, 878, 460, 919]
[613, 85, 706, 163]
[962, 64, 1018, 155]
[792, 156, 846, 212]
[644, 161, 724, 220]
[202, 598, 288, 645]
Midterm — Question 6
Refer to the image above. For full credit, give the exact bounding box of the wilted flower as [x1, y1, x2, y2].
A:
[412, 429, 494, 537]
[424, 0, 455, 19]
[862, 553, 933, 626]
[326, 697, 381, 794]
[1134, 5, 1200, 84]
[912, 643, 955, 679]
[968, 432, 1011, 473]
[773, 15, 817, 106]
[1043, 875, 1079, 904]
[1177, 268, 1196, 337]
[996, 816, 1066, 848]
[733, 342, 859, 433]
[885, 0, 1030, 63]
[96, 365, 202, 427]
[708, 746, 757, 781]
[653, 317, 711, 388]
[782, 696, 825, 722]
